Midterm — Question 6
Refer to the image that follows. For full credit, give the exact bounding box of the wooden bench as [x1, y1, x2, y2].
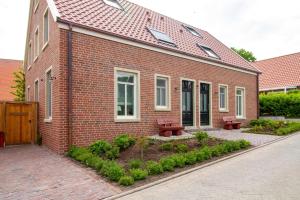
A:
[223, 116, 241, 130]
[157, 118, 184, 137]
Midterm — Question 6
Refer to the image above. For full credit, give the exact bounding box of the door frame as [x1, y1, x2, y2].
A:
[199, 80, 213, 128]
[180, 78, 197, 128]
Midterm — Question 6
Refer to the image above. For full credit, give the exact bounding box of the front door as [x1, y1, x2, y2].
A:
[200, 83, 210, 126]
[182, 80, 194, 126]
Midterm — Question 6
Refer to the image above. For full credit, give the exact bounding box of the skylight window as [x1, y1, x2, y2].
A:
[148, 28, 176, 46]
[197, 44, 220, 59]
[103, 0, 123, 9]
[183, 25, 202, 37]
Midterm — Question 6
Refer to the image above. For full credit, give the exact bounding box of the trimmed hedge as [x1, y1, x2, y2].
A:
[260, 92, 300, 118]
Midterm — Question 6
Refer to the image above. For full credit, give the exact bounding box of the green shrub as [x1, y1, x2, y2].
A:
[193, 150, 205, 162]
[128, 159, 143, 169]
[100, 161, 125, 182]
[160, 142, 173, 151]
[75, 152, 94, 163]
[184, 151, 197, 165]
[68, 146, 90, 158]
[169, 154, 186, 168]
[118, 176, 134, 186]
[146, 161, 163, 175]
[239, 140, 251, 149]
[114, 134, 136, 151]
[160, 157, 176, 171]
[195, 131, 209, 145]
[200, 146, 212, 160]
[175, 143, 189, 153]
[85, 155, 104, 170]
[89, 140, 112, 155]
[105, 146, 120, 160]
[276, 122, 300, 135]
[129, 169, 148, 181]
[210, 146, 222, 157]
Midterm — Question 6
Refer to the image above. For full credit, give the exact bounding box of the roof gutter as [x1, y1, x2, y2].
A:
[56, 18, 261, 75]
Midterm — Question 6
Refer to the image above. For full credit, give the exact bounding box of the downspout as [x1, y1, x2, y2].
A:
[67, 24, 73, 148]
[257, 74, 260, 119]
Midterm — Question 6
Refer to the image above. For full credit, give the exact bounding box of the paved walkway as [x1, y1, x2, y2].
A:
[117, 132, 300, 200]
[0, 145, 120, 200]
[206, 129, 282, 146]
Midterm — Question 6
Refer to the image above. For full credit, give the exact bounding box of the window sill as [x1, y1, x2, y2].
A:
[236, 116, 246, 120]
[34, 56, 38, 63]
[27, 65, 32, 71]
[34, 3, 39, 13]
[42, 42, 49, 51]
[115, 118, 141, 123]
[219, 109, 229, 113]
[155, 107, 171, 112]
[44, 118, 52, 123]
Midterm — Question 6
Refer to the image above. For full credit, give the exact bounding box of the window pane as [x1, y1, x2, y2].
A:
[127, 84, 134, 116]
[156, 88, 161, 106]
[220, 93, 225, 108]
[149, 29, 174, 44]
[157, 79, 166, 87]
[44, 11, 49, 43]
[118, 72, 134, 83]
[161, 88, 166, 106]
[236, 96, 239, 116]
[117, 83, 125, 116]
[35, 81, 39, 101]
[46, 71, 52, 117]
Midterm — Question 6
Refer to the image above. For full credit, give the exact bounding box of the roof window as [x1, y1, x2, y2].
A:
[148, 28, 176, 46]
[197, 44, 220, 59]
[103, 0, 123, 9]
[183, 25, 202, 37]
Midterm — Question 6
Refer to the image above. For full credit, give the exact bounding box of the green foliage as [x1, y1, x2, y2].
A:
[259, 92, 300, 118]
[11, 69, 25, 101]
[128, 159, 143, 169]
[114, 134, 136, 151]
[195, 131, 209, 145]
[276, 122, 300, 135]
[118, 176, 135, 186]
[89, 140, 112, 155]
[75, 152, 94, 163]
[175, 143, 189, 153]
[238, 140, 251, 149]
[129, 169, 148, 180]
[146, 161, 163, 175]
[184, 151, 197, 165]
[159, 142, 173, 151]
[160, 157, 176, 171]
[169, 154, 186, 168]
[136, 136, 149, 160]
[199, 146, 212, 160]
[85, 155, 104, 170]
[100, 161, 125, 182]
[105, 146, 120, 160]
[67, 146, 90, 158]
[231, 47, 257, 62]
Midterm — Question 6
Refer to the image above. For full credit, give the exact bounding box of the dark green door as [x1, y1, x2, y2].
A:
[182, 80, 194, 126]
[200, 83, 210, 126]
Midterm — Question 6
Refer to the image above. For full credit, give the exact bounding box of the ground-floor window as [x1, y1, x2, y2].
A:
[155, 74, 171, 111]
[219, 84, 228, 112]
[45, 67, 52, 120]
[236, 87, 245, 118]
[34, 79, 39, 101]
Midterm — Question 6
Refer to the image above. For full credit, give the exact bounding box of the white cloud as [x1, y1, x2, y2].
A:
[0, 0, 299, 60]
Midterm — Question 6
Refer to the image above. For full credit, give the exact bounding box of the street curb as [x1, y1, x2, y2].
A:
[102, 132, 300, 200]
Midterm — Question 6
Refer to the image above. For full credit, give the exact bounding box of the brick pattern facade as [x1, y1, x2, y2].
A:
[25, 1, 258, 154]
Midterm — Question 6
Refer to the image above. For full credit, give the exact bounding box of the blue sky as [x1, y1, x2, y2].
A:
[0, 0, 299, 61]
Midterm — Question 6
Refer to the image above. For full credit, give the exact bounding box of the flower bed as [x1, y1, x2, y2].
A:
[67, 132, 251, 189]
[244, 119, 300, 136]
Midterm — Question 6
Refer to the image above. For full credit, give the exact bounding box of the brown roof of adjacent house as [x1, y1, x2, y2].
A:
[254, 52, 300, 91]
[0, 59, 22, 101]
[53, 0, 259, 73]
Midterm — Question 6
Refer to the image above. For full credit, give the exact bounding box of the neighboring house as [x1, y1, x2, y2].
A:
[0, 59, 22, 101]
[254, 52, 300, 93]
[24, 0, 260, 153]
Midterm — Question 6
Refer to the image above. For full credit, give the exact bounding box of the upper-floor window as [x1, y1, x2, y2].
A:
[197, 44, 220, 59]
[236, 87, 245, 119]
[43, 8, 49, 48]
[155, 75, 171, 111]
[103, 0, 123, 9]
[219, 84, 228, 112]
[183, 25, 202, 37]
[27, 41, 32, 68]
[34, 27, 39, 61]
[148, 28, 176, 46]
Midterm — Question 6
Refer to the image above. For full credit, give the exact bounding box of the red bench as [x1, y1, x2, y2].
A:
[223, 116, 241, 130]
[157, 118, 184, 137]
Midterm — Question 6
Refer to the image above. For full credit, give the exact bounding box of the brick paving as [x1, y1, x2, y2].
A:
[205, 129, 282, 146]
[0, 145, 120, 200]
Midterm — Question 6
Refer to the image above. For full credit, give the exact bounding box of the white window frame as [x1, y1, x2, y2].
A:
[155, 74, 171, 111]
[34, 26, 39, 62]
[34, 78, 39, 102]
[103, 0, 123, 9]
[218, 84, 229, 112]
[235, 87, 246, 119]
[114, 67, 140, 122]
[27, 86, 31, 101]
[42, 7, 49, 50]
[27, 40, 32, 70]
[34, 0, 39, 13]
[44, 66, 53, 122]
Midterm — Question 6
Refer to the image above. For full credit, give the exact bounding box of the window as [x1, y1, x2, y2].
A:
[43, 8, 49, 48]
[197, 44, 220, 59]
[34, 79, 39, 101]
[219, 84, 228, 112]
[155, 75, 171, 110]
[34, 0, 39, 12]
[183, 25, 201, 37]
[27, 86, 30, 101]
[148, 28, 176, 46]
[45, 68, 52, 120]
[115, 68, 140, 121]
[27, 41, 32, 68]
[236, 87, 245, 118]
[34, 27, 39, 60]
[103, 0, 123, 9]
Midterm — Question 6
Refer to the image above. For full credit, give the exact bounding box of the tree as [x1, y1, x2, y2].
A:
[231, 47, 257, 62]
[11, 69, 25, 101]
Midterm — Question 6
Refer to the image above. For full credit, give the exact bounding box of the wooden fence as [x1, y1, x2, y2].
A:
[0, 102, 38, 145]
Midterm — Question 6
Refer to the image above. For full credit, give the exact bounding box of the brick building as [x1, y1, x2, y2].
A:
[24, 0, 260, 153]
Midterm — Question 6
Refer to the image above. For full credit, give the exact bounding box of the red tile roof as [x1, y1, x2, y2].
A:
[0, 59, 22, 101]
[254, 52, 300, 90]
[53, 0, 259, 73]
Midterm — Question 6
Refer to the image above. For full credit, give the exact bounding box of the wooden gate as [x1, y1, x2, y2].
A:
[0, 102, 38, 145]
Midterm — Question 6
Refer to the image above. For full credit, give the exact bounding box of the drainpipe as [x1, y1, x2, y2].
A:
[257, 74, 260, 119]
[67, 24, 73, 148]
